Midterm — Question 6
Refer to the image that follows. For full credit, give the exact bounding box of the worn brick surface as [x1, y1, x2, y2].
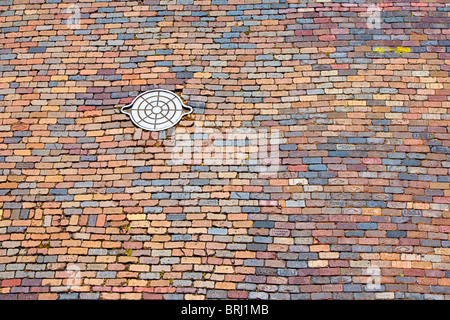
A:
[0, 0, 449, 300]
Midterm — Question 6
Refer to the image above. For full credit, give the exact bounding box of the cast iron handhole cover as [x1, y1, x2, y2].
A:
[121, 89, 193, 131]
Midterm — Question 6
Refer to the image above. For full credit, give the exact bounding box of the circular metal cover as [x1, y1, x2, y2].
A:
[121, 89, 193, 131]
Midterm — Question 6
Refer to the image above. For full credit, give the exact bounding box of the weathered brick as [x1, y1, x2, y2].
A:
[1, 0, 449, 302]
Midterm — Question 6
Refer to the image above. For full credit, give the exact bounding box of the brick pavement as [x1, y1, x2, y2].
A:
[0, 0, 449, 300]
